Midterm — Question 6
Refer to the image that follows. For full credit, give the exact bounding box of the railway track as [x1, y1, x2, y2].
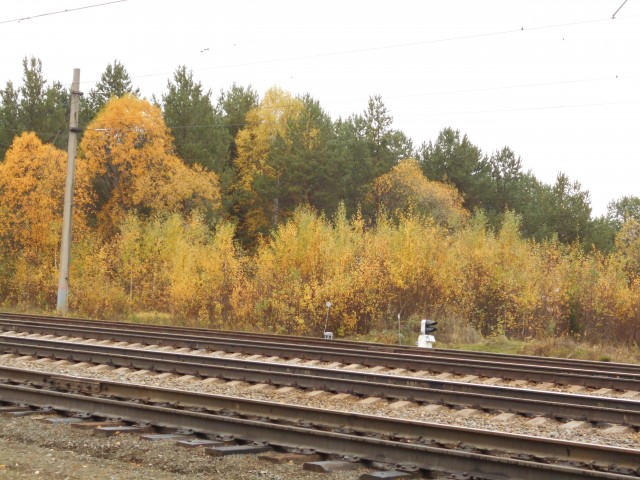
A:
[2, 333, 640, 428]
[2, 312, 640, 478]
[3, 311, 638, 376]
[0, 365, 638, 479]
[2, 312, 640, 390]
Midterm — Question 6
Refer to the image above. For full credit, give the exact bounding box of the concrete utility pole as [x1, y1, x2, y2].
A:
[56, 68, 82, 314]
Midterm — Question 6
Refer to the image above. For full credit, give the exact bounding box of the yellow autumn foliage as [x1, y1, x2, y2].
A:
[67, 212, 246, 326]
[0, 133, 91, 304]
[0, 133, 89, 256]
[235, 87, 303, 189]
[453, 213, 562, 337]
[615, 218, 640, 279]
[68, 231, 129, 318]
[2, 128, 639, 346]
[371, 158, 469, 228]
[245, 206, 353, 334]
[233, 87, 304, 238]
[78, 95, 221, 237]
[241, 206, 460, 336]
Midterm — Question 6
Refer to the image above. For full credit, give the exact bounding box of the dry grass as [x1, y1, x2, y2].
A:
[435, 315, 484, 345]
[522, 336, 640, 363]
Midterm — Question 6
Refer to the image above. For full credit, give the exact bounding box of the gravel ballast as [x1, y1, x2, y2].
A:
[1, 332, 640, 479]
[0, 413, 367, 480]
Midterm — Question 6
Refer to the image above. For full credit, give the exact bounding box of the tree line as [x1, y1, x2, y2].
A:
[1, 57, 639, 344]
[3, 57, 639, 248]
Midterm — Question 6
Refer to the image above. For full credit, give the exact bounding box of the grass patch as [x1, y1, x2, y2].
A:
[521, 337, 640, 363]
[443, 335, 527, 355]
[349, 318, 640, 363]
[122, 311, 176, 327]
[422, 335, 639, 363]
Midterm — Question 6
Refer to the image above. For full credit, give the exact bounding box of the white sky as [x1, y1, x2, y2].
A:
[1, 0, 638, 216]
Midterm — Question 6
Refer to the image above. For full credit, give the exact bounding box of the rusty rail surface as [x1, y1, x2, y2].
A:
[2, 335, 640, 427]
[2, 323, 640, 393]
[0, 367, 638, 479]
[3, 312, 640, 376]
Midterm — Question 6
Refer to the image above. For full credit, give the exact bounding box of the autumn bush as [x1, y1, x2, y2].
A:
[78, 95, 221, 238]
[238, 205, 361, 335]
[3, 182, 640, 346]
[371, 159, 469, 228]
[68, 232, 129, 318]
[3, 99, 640, 349]
[0, 133, 90, 308]
[68, 213, 246, 327]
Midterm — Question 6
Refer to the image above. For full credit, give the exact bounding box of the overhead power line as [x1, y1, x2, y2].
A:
[54, 11, 638, 93]
[5, 96, 637, 142]
[0, 0, 126, 25]
[412, 99, 640, 118]
[612, 0, 629, 19]
[129, 14, 640, 84]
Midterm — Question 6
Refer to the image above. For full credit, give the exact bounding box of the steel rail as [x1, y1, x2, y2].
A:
[0, 378, 640, 478]
[5, 315, 640, 380]
[3, 312, 640, 376]
[2, 325, 640, 391]
[0, 365, 638, 472]
[2, 336, 640, 427]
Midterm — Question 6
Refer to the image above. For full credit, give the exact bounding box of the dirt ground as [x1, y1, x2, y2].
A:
[0, 413, 370, 480]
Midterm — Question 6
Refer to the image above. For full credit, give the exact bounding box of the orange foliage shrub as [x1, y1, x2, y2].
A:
[371, 159, 469, 228]
[78, 95, 221, 238]
[238, 206, 461, 337]
[0, 133, 90, 306]
[2, 130, 639, 346]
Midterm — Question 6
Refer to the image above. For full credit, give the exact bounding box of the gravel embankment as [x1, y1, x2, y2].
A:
[0, 413, 368, 480]
[1, 346, 639, 450]
[1, 330, 640, 480]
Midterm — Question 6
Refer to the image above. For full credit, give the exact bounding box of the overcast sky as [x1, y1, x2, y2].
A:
[1, 0, 638, 216]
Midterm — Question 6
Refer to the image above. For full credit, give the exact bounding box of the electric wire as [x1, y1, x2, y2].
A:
[0, 0, 127, 25]
[2, 92, 635, 142]
[1, 5, 637, 215]
[612, 0, 630, 19]
[41, 10, 638, 93]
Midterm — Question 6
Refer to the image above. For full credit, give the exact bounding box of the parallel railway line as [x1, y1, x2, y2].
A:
[1, 334, 640, 427]
[0, 365, 638, 479]
[3, 311, 638, 376]
[2, 313, 640, 390]
[1, 312, 640, 478]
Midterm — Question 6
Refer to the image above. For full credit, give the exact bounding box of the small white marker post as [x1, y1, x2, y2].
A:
[323, 301, 333, 339]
